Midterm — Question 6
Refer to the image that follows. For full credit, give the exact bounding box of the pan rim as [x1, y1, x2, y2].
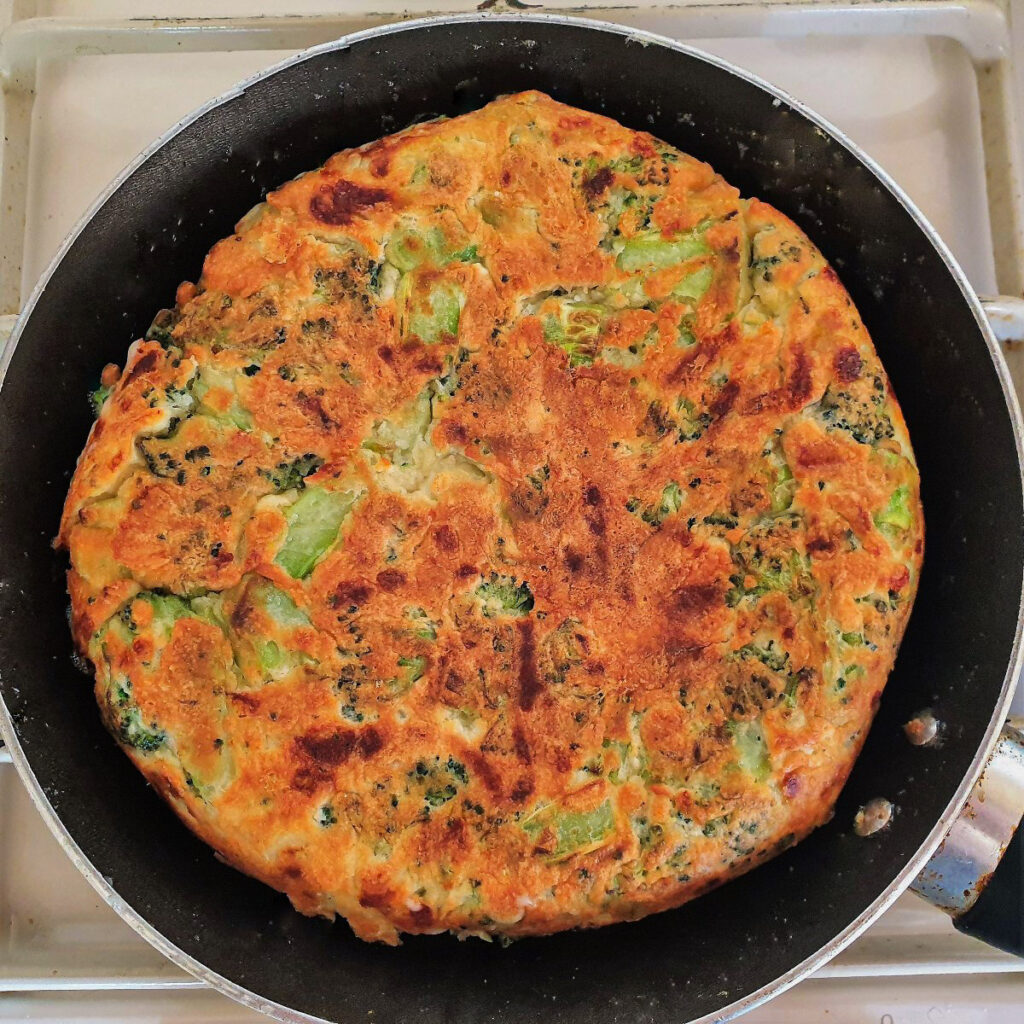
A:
[1, 11, 1022, 1024]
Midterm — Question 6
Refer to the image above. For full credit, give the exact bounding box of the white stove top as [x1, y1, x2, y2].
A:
[2, 2, 1024, 1021]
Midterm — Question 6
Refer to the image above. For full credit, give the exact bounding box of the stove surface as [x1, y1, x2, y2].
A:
[2, 2, 1023, 1021]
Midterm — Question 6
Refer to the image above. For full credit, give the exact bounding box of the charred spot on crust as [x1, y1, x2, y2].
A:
[123, 349, 159, 384]
[582, 165, 614, 200]
[229, 692, 260, 712]
[331, 581, 372, 609]
[509, 777, 534, 803]
[834, 346, 862, 383]
[517, 619, 542, 712]
[434, 525, 458, 552]
[295, 726, 383, 767]
[788, 350, 812, 405]
[309, 179, 391, 225]
[674, 583, 721, 615]
[376, 569, 406, 592]
[709, 380, 740, 419]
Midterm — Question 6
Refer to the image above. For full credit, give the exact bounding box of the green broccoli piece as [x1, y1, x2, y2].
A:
[542, 304, 606, 368]
[616, 230, 708, 273]
[475, 573, 534, 618]
[733, 641, 790, 673]
[728, 719, 771, 783]
[404, 281, 463, 345]
[522, 800, 615, 862]
[275, 487, 359, 579]
[726, 522, 816, 607]
[108, 679, 165, 753]
[260, 454, 323, 492]
[874, 485, 913, 537]
[145, 308, 179, 347]
[674, 264, 714, 301]
[317, 804, 338, 827]
[386, 227, 480, 271]
[674, 397, 713, 442]
[397, 654, 427, 686]
[817, 384, 895, 446]
[89, 383, 114, 417]
[406, 607, 439, 641]
[763, 436, 797, 513]
[627, 481, 683, 528]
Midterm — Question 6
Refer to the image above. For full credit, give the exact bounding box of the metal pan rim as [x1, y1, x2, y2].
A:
[1, 12, 1021, 1024]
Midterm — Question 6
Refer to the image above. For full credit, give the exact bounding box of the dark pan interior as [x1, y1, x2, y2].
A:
[1, 18, 1021, 1024]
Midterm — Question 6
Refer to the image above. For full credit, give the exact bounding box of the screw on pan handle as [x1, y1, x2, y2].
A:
[912, 722, 1024, 956]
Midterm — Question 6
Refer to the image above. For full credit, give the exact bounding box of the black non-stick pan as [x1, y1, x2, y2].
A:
[1, 14, 1023, 1024]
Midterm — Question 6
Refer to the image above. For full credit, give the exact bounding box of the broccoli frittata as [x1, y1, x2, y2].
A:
[59, 92, 922, 944]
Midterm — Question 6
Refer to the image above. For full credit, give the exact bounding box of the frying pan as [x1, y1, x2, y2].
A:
[1, 13, 1023, 1023]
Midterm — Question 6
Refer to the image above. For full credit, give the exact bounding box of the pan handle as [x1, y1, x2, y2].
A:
[911, 721, 1024, 955]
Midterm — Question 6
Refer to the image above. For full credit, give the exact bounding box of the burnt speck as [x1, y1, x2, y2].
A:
[834, 346, 862, 383]
[310, 179, 390, 226]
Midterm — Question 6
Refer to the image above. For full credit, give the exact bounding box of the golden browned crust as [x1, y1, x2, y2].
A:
[60, 92, 923, 944]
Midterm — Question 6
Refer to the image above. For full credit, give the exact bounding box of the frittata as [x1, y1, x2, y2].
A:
[59, 92, 923, 944]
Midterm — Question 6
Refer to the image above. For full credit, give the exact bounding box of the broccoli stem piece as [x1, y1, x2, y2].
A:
[406, 282, 462, 345]
[275, 487, 359, 578]
[616, 230, 708, 272]
[522, 801, 615, 862]
[728, 719, 771, 783]
[673, 264, 713, 301]
[874, 485, 913, 536]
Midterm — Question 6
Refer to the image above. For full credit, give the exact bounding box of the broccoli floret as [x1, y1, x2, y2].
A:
[726, 518, 816, 606]
[317, 804, 338, 827]
[108, 679, 165, 753]
[703, 512, 739, 530]
[137, 592, 192, 642]
[386, 227, 480, 271]
[526, 464, 550, 492]
[817, 384, 894, 445]
[259, 453, 324, 492]
[626, 481, 683, 528]
[674, 397, 713, 442]
[89, 383, 114, 417]
[762, 436, 797, 513]
[874, 485, 913, 537]
[475, 573, 534, 618]
[408, 755, 470, 810]
[145, 307, 179, 348]
[733, 641, 790, 673]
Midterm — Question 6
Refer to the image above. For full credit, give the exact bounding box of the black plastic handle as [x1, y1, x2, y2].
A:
[954, 820, 1024, 956]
